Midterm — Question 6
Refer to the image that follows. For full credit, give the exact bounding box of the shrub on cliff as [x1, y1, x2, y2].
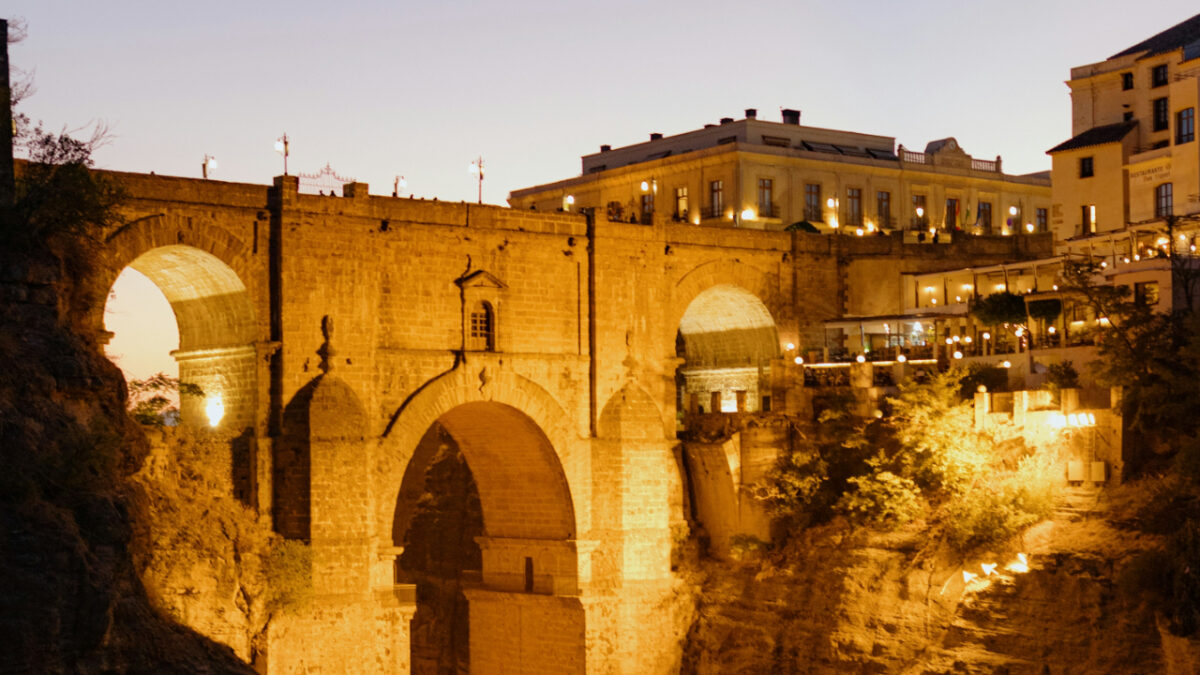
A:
[763, 370, 1059, 552]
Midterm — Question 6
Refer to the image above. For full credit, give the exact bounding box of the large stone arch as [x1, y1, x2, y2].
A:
[99, 215, 260, 431]
[377, 365, 585, 549]
[669, 258, 787, 339]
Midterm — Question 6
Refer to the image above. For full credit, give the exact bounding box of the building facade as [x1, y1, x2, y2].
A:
[509, 109, 1051, 240]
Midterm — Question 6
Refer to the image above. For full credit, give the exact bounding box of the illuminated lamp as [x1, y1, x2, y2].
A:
[1025, 223, 1034, 233]
[953, 350, 963, 359]
[206, 395, 225, 427]
[1009, 206, 1018, 216]
[897, 354, 907, 363]
[855, 354, 866, 363]
[1001, 360, 1011, 368]
[982, 332, 990, 340]
[855, 228, 864, 236]
[794, 356, 804, 365]
[741, 207, 756, 220]
[641, 180, 650, 192]
[565, 195, 575, 205]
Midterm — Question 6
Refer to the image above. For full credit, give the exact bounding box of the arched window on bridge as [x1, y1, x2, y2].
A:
[469, 301, 495, 351]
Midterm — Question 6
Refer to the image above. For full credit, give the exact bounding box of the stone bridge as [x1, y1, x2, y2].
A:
[90, 170, 1048, 673]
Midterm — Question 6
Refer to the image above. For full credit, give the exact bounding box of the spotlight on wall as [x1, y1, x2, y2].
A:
[206, 395, 225, 428]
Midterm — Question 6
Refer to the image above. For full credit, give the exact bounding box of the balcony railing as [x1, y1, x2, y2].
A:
[757, 203, 780, 218]
[704, 206, 726, 220]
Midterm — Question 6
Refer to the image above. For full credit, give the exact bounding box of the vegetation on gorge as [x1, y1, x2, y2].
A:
[762, 370, 1059, 554]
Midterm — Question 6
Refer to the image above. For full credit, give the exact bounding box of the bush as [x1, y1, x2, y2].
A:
[1044, 361, 1080, 392]
[960, 363, 1009, 398]
[837, 471, 923, 525]
[264, 539, 313, 613]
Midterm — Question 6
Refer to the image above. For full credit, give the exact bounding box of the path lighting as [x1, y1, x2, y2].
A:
[982, 563, 998, 576]
[274, 133, 290, 175]
[962, 570, 978, 583]
[201, 154, 218, 179]
[1007, 553, 1030, 574]
[469, 157, 485, 204]
[205, 395, 225, 428]
[856, 354, 866, 363]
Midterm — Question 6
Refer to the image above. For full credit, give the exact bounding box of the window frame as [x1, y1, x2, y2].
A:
[876, 190, 891, 229]
[1122, 72, 1134, 90]
[1177, 108, 1195, 145]
[1154, 97, 1170, 131]
[978, 201, 992, 233]
[846, 187, 863, 226]
[1079, 156, 1094, 178]
[757, 178, 774, 216]
[1155, 182, 1173, 218]
[804, 183, 821, 222]
[1036, 207, 1048, 232]
[468, 301, 496, 352]
[708, 180, 724, 218]
[674, 186, 689, 221]
[1152, 64, 1169, 88]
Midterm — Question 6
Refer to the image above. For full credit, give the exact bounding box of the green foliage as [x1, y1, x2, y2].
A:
[1027, 298, 1063, 322]
[837, 471, 922, 525]
[264, 539, 313, 613]
[728, 533, 771, 560]
[1061, 260, 1200, 468]
[1043, 361, 1080, 392]
[763, 370, 1060, 552]
[2, 124, 125, 272]
[959, 363, 1009, 398]
[126, 373, 202, 426]
[970, 291, 1027, 327]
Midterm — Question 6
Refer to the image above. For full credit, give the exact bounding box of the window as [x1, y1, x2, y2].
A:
[674, 187, 689, 221]
[1154, 97, 1169, 131]
[1081, 204, 1096, 234]
[1122, 72, 1134, 90]
[876, 190, 891, 228]
[945, 198, 959, 229]
[978, 201, 992, 233]
[847, 188, 862, 226]
[804, 183, 821, 221]
[1135, 281, 1160, 306]
[468, 301, 495, 351]
[709, 180, 724, 218]
[1178, 108, 1195, 144]
[1152, 64, 1169, 87]
[911, 194, 928, 228]
[1079, 156, 1094, 178]
[1036, 207, 1048, 232]
[757, 178, 774, 216]
[640, 192, 654, 224]
[1156, 182, 1173, 218]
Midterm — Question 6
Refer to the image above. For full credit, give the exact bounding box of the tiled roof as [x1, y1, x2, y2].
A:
[1111, 12, 1200, 59]
[1047, 121, 1137, 154]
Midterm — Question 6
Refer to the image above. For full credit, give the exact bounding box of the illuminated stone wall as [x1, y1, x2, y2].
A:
[91, 170, 1050, 674]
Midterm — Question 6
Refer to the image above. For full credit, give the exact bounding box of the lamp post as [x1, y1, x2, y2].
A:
[274, 133, 290, 175]
[469, 156, 484, 204]
[201, 154, 217, 180]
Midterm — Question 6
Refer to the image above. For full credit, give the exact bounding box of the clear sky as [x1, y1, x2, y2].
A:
[10, 1, 1200, 204]
[10, 1, 1200, 385]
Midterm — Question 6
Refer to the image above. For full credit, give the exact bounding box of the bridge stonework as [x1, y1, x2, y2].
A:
[92, 171, 1049, 673]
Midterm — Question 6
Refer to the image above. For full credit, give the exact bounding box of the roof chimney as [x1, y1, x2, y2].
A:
[650, 132, 663, 141]
[745, 108, 757, 119]
[719, 117, 734, 125]
[781, 109, 801, 125]
[600, 144, 611, 153]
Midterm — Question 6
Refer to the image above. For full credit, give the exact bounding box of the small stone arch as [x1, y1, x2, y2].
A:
[99, 216, 260, 431]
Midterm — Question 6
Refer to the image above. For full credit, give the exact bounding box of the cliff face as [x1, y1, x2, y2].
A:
[0, 251, 253, 673]
[682, 502, 1196, 674]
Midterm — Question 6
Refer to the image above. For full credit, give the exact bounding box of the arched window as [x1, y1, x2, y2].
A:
[468, 301, 495, 351]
